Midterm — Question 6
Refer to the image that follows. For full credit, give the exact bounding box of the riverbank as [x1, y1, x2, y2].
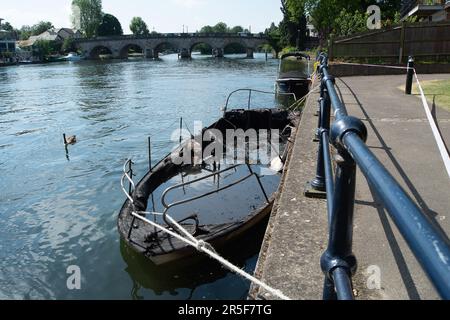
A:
[250, 73, 450, 300]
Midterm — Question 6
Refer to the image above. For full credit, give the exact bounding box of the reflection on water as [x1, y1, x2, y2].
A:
[0, 53, 279, 299]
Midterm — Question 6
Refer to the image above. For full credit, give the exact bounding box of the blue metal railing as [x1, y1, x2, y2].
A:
[310, 52, 450, 300]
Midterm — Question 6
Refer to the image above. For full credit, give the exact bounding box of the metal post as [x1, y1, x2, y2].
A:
[306, 88, 331, 196]
[405, 56, 414, 95]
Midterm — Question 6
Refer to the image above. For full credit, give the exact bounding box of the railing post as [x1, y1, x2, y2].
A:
[405, 56, 414, 95]
[320, 116, 367, 300]
[306, 69, 332, 197]
[321, 148, 357, 300]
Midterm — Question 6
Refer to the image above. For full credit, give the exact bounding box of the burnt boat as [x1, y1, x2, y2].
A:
[118, 90, 299, 266]
[276, 52, 312, 100]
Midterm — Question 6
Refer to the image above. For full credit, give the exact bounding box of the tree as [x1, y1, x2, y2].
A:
[97, 13, 123, 36]
[62, 38, 76, 53]
[213, 22, 228, 33]
[334, 9, 368, 37]
[1, 22, 14, 31]
[229, 25, 244, 34]
[265, 22, 282, 58]
[31, 21, 54, 35]
[130, 17, 149, 35]
[17, 25, 32, 40]
[72, 0, 103, 38]
[279, 0, 307, 49]
[33, 40, 61, 59]
[298, 0, 402, 41]
[199, 25, 214, 33]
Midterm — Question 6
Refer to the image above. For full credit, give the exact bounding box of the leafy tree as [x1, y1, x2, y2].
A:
[334, 9, 368, 37]
[31, 21, 54, 35]
[298, 0, 402, 41]
[229, 25, 244, 34]
[18, 25, 32, 40]
[265, 23, 282, 58]
[33, 40, 61, 59]
[279, 0, 307, 49]
[213, 22, 228, 33]
[130, 17, 149, 35]
[62, 38, 76, 53]
[1, 22, 14, 31]
[97, 13, 123, 36]
[199, 25, 214, 33]
[72, 0, 103, 38]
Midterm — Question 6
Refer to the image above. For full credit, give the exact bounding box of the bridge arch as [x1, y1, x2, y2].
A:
[119, 43, 144, 59]
[223, 41, 247, 56]
[89, 45, 113, 60]
[154, 41, 179, 58]
[190, 41, 214, 56]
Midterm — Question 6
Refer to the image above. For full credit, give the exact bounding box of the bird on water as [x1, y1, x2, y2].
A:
[63, 133, 77, 145]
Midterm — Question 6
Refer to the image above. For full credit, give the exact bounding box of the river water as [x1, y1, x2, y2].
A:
[0, 53, 280, 299]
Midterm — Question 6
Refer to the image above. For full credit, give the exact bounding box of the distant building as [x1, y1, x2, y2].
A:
[17, 28, 82, 49]
[306, 16, 318, 38]
[0, 30, 17, 54]
[401, 0, 450, 22]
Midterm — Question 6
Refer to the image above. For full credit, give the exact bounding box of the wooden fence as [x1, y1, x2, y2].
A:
[329, 21, 450, 63]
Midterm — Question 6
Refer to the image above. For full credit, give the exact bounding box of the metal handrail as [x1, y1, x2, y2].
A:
[310, 52, 450, 300]
[223, 88, 297, 113]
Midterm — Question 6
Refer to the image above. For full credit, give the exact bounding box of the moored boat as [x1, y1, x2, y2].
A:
[276, 52, 312, 100]
[62, 52, 84, 61]
[118, 90, 300, 266]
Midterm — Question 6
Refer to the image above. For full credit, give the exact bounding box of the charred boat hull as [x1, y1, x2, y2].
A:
[118, 108, 298, 265]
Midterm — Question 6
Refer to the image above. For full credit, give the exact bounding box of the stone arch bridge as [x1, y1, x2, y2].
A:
[74, 33, 270, 59]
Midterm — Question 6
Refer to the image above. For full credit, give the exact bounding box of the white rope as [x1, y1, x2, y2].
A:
[413, 70, 450, 179]
[131, 211, 292, 300]
[336, 62, 408, 70]
[326, 61, 450, 179]
[287, 84, 321, 111]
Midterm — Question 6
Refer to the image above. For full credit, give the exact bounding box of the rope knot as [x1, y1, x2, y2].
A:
[196, 240, 207, 251]
[196, 240, 216, 253]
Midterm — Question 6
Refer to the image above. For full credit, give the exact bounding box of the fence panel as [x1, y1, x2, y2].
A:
[330, 21, 450, 62]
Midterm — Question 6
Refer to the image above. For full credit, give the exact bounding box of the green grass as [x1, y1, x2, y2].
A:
[412, 79, 450, 113]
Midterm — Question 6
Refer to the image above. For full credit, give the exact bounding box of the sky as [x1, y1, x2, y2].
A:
[0, 0, 284, 34]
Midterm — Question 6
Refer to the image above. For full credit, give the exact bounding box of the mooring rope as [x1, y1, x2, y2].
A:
[330, 62, 450, 179]
[130, 211, 292, 300]
[335, 62, 409, 70]
[287, 83, 321, 111]
[413, 70, 450, 179]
